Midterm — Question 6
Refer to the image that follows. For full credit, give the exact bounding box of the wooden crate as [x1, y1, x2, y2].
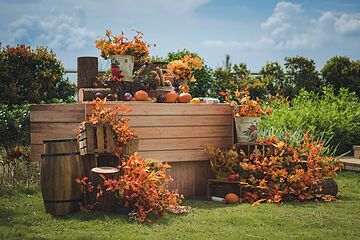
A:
[234, 142, 273, 158]
[78, 122, 114, 155]
[207, 179, 242, 200]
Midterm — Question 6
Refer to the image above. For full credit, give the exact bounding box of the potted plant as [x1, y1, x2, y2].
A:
[204, 144, 239, 180]
[223, 90, 272, 142]
[95, 30, 154, 82]
[167, 54, 203, 93]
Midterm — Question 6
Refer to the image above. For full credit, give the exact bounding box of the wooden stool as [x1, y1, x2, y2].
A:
[90, 167, 120, 213]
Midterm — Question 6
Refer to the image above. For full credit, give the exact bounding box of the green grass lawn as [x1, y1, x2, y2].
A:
[1, 171, 360, 240]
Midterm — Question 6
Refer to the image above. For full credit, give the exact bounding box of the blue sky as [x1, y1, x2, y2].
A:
[0, 0, 359, 71]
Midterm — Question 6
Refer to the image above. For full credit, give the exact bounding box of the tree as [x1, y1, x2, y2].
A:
[284, 56, 322, 99]
[0, 45, 76, 104]
[259, 61, 290, 97]
[321, 56, 360, 96]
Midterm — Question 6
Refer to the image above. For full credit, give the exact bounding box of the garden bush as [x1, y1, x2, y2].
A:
[0, 104, 30, 147]
[321, 56, 360, 96]
[0, 44, 76, 104]
[259, 88, 360, 154]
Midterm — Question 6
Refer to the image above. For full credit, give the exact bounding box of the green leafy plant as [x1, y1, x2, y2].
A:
[260, 87, 360, 154]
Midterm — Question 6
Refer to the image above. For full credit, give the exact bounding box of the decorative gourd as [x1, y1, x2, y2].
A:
[177, 93, 192, 103]
[224, 193, 239, 204]
[134, 90, 149, 101]
[164, 92, 178, 103]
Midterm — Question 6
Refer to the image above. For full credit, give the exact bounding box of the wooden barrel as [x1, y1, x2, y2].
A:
[41, 139, 84, 216]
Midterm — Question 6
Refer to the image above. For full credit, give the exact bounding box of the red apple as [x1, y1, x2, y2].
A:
[227, 174, 238, 181]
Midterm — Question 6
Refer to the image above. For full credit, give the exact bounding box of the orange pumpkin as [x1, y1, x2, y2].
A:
[165, 92, 178, 103]
[177, 93, 192, 103]
[224, 193, 239, 204]
[134, 90, 149, 101]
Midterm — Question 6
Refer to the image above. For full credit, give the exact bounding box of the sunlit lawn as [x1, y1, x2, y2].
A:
[1, 171, 359, 240]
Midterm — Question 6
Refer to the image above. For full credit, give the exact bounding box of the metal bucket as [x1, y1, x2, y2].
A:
[234, 117, 260, 142]
[110, 55, 135, 81]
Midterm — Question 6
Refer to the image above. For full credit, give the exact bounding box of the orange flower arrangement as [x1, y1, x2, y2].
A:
[237, 132, 342, 204]
[76, 153, 186, 223]
[95, 30, 154, 63]
[222, 90, 272, 117]
[78, 97, 137, 156]
[167, 55, 203, 92]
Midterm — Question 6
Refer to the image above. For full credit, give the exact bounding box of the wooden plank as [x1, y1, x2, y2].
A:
[168, 161, 196, 197]
[96, 124, 105, 153]
[139, 137, 232, 151]
[30, 110, 85, 123]
[133, 126, 232, 139]
[85, 102, 232, 116]
[31, 133, 78, 145]
[194, 161, 212, 196]
[30, 104, 85, 112]
[105, 125, 114, 153]
[31, 122, 80, 134]
[126, 115, 232, 127]
[31, 144, 43, 161]
[138, 149, 208, 162]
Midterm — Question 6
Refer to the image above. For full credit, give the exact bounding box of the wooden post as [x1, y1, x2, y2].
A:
[77, 57, 98, 99]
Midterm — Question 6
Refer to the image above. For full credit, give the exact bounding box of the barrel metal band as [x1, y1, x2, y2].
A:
[43, 199, 82, 203]
[41, 152, 80, 158]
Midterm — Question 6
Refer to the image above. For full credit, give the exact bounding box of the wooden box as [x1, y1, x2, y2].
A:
[78, 122, 114, 155]
[207, 179, 242, 200]
[234, 142, 273, 158]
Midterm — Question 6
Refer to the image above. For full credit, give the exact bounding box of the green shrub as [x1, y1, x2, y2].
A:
[0, 104, 30, 147]
[321, 56, 360, 96]
[0, 45, 76, 104]
[259, 88, 360, 154]
[257, 126, 337, 156]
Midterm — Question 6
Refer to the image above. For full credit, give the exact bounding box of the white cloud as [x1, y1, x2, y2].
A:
[330, 12, 360, 35]
[202, 1, 360, 51]
[261, 1, 303, 37]
[8, 9, 95, 51]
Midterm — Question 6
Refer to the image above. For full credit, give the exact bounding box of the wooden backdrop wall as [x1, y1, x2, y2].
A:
[30, 102, 233, 197]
